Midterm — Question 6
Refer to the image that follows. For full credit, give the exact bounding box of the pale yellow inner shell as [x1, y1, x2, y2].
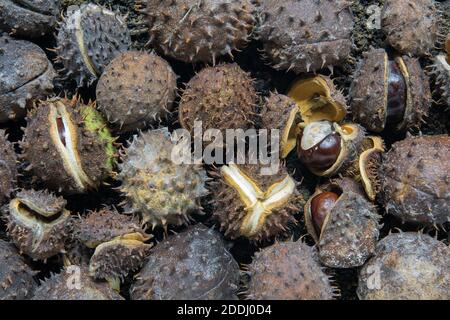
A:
[221, 162, 296, 237]
[9, 199, 70, 253]
[48, 101, 95, 192]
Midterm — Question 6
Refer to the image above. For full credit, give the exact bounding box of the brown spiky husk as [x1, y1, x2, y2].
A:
[256, 0, 354, 73]
[400, 56, 431, 131]
[56, 3, 131, 87]
[96, 51, 177, 132]
[357, 232, 450, 300]
[0, 239, 36, 300]
[6, 189, 71, 261]
[74, 207, 148, 248]
[32, 266, 124, 300]
[21, 97, 112, 194]
[130, 224, 240, 300]
[380, 135, 450, 225]
[0, 130, 17, 204]
[430, 54, 450, 107]
[246, 241, 336, 300]
[146, 0, 255, 63]
[179, 63, 258, 140]
[350, 49, 430, 132]
[89, 238, 152, 282]
[381, 0, 439, 56]
[350, 48, 388, 133]
[212, 164, 305, 242]
[259, 92, 299, 156]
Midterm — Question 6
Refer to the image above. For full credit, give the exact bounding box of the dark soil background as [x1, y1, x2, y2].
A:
[1, 0, 449, 300]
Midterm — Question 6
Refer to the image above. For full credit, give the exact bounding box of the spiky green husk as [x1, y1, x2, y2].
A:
[79, 103, 117, 172]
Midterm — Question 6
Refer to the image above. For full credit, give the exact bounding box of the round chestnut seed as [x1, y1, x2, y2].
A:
[310, 191, 339, 235]
[297, 121, 341, 171]
[386, 61, 407, 128]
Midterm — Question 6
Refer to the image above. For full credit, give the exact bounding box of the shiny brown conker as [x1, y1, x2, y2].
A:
[297, 132, 341, 171]
[386, 61, 407, 129]
[310, 191, 339, 235]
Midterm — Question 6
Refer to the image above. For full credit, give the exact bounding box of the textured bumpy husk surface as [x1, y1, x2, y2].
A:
[260, 92, 301, 157]
[72, 207, 152, 282]
[130, 225, 240, 300]
[21, 98, 112, 194]
[56, 3, 131, 87]
[89, 237, 152, 282]
[32, 266, 124, 300]
[0, 0, 59, 38]
[213, 163, 306, 242]
[179, 63, 258, 139]
[256, 0, 354, 73]
[96, 51, 177, 132]
[350, 48, 388, 133]
[350, 48, 430, 132]
[380, 135, 450, 225]
[118, 128, 208, 228]
[6, 189, 71, 261]
[357, 232, 450, 300]
[0, 129, 17, 204]
[0, 35, 56, 123]
[431, 53, 450, 107]
[246, 241, 335, 300]
[381, 0, 439, 56]
[0, 239, 36, 300]
[74, 208, 147, 248]
[146, 0, 255, 63]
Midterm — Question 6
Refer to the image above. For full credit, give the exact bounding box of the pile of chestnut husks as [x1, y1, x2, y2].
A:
[0, 0, 448, 301]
